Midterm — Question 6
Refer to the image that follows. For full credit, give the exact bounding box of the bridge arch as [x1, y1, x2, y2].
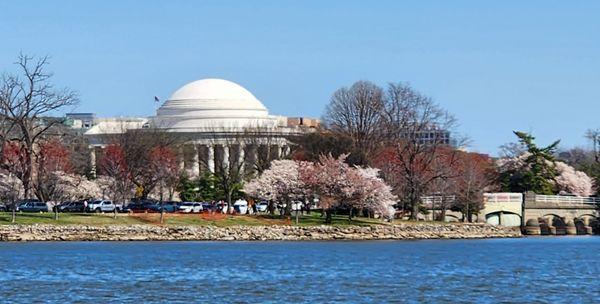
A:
[538, 214, 567, 235]
[485, 211, 521, 227]
[576, 214, 599, 234]
[444, 214, 461, 222]
[541, 214, 566, 226]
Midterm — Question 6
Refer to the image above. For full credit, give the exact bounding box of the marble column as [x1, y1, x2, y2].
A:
[274, 144, 281, 159]
[89, 147, 97, 178]
[206, 145, 215, 173]
[282, 145, 290, 157]
[222, 145, 230, 171]
[237, 144, 245, 174]
[191, 145, 200, 177]
[177, 146, 185, 172]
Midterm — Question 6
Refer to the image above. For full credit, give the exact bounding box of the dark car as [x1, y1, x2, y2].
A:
[154, 201, 179, 213]
[61, 201, 86, 212]
[53, 202, 69, 212]
[201, 202, 213, 212]
[16, 199, 41, 211]
[126, 202, 156, 212]
[19, 202, 49, 212]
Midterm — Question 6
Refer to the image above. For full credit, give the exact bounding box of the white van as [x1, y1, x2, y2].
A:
[233, 199, 248, 214]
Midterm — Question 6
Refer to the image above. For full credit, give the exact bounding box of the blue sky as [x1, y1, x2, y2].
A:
[1, 1, 599, 155]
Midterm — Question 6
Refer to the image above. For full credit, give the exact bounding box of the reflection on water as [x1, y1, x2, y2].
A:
[0, 237, 599, 303]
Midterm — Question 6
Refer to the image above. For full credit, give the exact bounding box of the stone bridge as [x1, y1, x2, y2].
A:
[422, 192, 599, 235]
[521, 193, 599, 235]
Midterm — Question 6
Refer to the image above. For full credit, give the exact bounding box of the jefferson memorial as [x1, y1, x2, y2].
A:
[71, 78, 318, 177]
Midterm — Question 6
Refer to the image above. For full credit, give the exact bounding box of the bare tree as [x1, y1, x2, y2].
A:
[586, 129, 600, 163]
[239, 127, 285, 176]
[105, 127, 182, 199]
[322, 81, 386, 157]
[375, 82, 459, 220]
[0, 54, 78, 198]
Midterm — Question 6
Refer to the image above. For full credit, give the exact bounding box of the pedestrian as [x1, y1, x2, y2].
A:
[83, 200, 88, 213]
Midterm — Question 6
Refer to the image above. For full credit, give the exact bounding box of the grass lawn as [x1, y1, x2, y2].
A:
[0, 211, 443, 227]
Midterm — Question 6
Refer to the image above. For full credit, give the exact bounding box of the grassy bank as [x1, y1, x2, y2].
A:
[0, 212, 400, 227]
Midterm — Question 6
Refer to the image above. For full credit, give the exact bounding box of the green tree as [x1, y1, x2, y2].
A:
[177, 175, 198, 202]
[500, 131, 559, 194]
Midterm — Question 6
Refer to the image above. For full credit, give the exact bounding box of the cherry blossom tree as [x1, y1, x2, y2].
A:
[0, 172, 24, 222]
[0, 141, 28, 200]
[498, 153, 594, 197]
[554, 161, 594, 197]
[300, 154, 356, 223]
[40, 171, 103, 220]
[353, 167, 397, 221]
[244, 159, 312, 223]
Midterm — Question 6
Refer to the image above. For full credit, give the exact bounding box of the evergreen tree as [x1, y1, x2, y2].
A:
[500, 131, 560, 194]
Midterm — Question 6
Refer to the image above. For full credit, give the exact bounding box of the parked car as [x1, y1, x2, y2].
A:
[19, 202, 49, 213]
[291, 201, 303, 211]
[0, 203, 7, 212]
[215, 202, 229, 214]
[178, 202, 202, 213]
[16, 199, 41, 211]
[146, 201, 179, 213]
[61, 201, 86, 212]
[125, 202, 156, 212]
[201, 202, 213, 212]
[87, 200, 116, 213]
[233, 199, 248, 214]
[256, 201, 269, 213]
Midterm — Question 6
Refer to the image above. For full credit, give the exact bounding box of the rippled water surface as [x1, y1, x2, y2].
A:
[0, 237, 599, 303]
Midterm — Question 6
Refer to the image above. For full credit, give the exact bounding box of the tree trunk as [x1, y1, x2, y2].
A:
[325, 209, 332, 224]
[226, 190, 233, 214]
[411, 198, 419, 221]
[295, 206, 300, 225]
[348, 207, 354, 220]
[268, 201, 275, 215]
[54, 208, 58, 220]
[22, 148, 33, 199]
[11, 206, 16, 223]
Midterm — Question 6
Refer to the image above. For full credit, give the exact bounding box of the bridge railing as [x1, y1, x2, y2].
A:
[535, 194, 600, 204]
[421, 195, 456, 205]
[484, 193, 523, 204]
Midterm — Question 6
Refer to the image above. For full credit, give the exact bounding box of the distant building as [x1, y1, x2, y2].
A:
[65, 113, 96, 129]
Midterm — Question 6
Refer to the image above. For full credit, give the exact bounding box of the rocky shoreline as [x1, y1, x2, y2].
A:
[0, 223, 521, 242]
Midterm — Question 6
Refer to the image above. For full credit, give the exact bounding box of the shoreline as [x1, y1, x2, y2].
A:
[0, 223, 522, 242]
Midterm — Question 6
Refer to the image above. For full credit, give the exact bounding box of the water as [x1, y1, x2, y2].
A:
[0, 238, 598, 303]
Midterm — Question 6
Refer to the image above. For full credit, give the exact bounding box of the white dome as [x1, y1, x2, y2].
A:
[153, 78, 278, 131]
[167, 78, 267, 112]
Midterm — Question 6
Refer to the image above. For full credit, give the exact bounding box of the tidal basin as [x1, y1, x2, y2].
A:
[0, 237, 598, 303]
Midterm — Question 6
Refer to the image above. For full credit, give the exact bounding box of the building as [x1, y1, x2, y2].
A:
[80, 78, 318, 177]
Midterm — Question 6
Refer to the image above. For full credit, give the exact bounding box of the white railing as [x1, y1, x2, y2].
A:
[421, 195, 456, 205]
[484, 193, 522, 204]
[535, 194, 600, 204]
